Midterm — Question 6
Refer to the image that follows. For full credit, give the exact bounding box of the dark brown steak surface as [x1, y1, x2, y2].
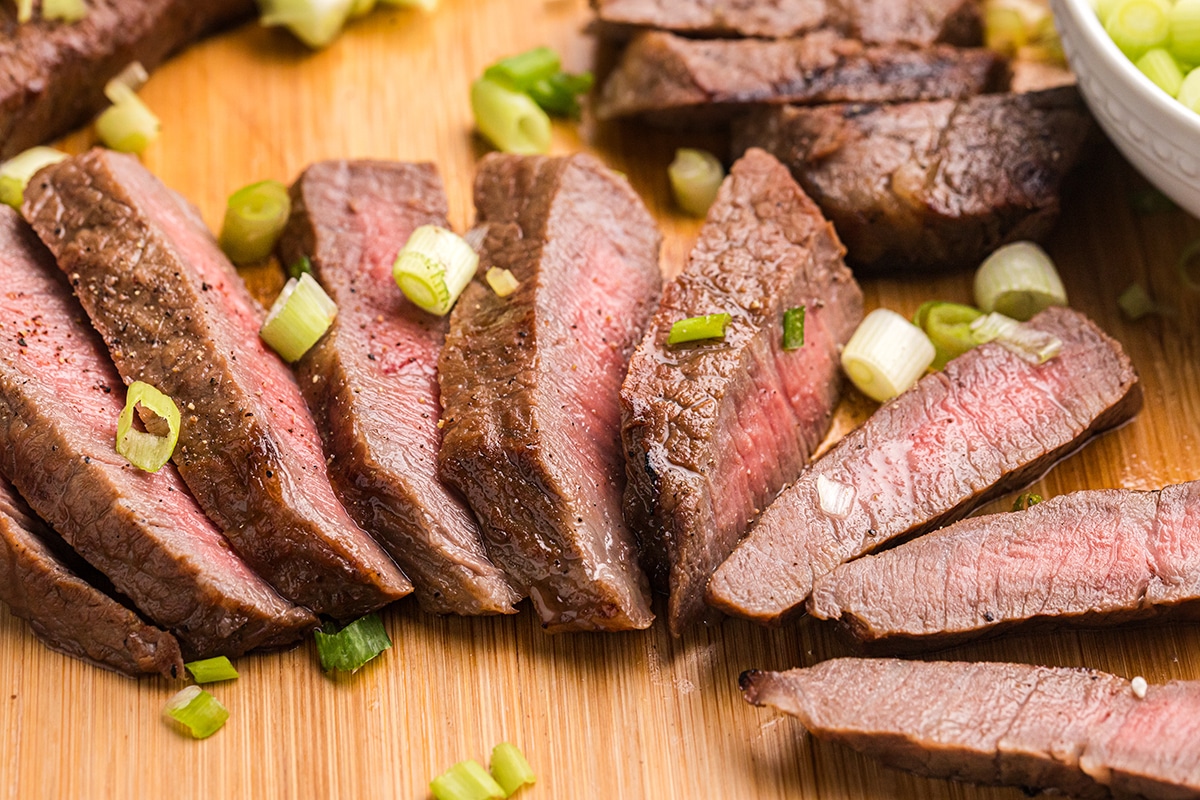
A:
[621, 149, 862, 634]
[734, 87, 1092, 274]
[23, 150, 411, 620]
[439, 153, 661, 632]
[281, 160, 520, 616]
[742, 659, 1200, 799]
[709, 307, 1141, 626]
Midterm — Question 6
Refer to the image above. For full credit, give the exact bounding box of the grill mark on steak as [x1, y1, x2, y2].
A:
[22, 150, 411, 619]
[733, 87, 1093, 274]
[620, 149, 862, 635]
[741, 659, 1200, 799]
[595, 30, 1007, 125]
[438, 153, 661, 632]
[0, 206, 314, 657]
[0, 0, 254, 159]
[810, 481, 1200, 649]
[708, 307, 1142, 626]
[280, 160, 521, 616]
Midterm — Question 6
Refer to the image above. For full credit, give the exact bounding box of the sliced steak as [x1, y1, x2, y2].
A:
[439, 153, 661, 632]
[733, 87, 1093, 274]
[595, 31, 1007, 126]
[280, 160, 520, 616]
[621, 149, 862, 634]
[708, 307, 1142, 626]
[810, 481, 1200, 648]
[741, 658, 1200, 799]
[0, 206, 314, 657]
[22, 150, 411, 619]
[0, 0, 254, 159]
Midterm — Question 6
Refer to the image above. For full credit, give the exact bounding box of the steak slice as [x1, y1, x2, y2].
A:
[439, 153, 661, 632]
[708, 307, 1142, 626]
[0, 474, 183, 678]
[23, 150, 412, 619]
[591, 0, 982, 46]
[733, 87, 1093, 274]
[280, 160, 520, 616]
[621, 149, 862, 634]
[741, 659, 1200, 799]
[810, 481, 1200, 649]
[0, 206, 314, 657]
[595, 30, 1007, 126]
[0, 0, 254, 159]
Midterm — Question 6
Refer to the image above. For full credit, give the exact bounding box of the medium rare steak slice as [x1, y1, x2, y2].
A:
[0, 0, 254, 159]
[621, 149, 862, 634]
[708, 307, 1141, 626]
[595, 31, 1006, 125]
[742, 659, 1200, 799]
[0, 207, 314, 658]
[439, 153, 661, 632]
[0, 474, 183, 678]
[23, 150, 411, 619]
[733, 87, 1093, 274]
[810, 481, 1200, 648]
[281, 160, 520, 616]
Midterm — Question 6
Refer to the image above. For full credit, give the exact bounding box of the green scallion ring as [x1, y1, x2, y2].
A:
[116, 381, 181, 473]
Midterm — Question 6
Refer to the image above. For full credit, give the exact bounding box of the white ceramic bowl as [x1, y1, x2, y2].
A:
[1051, 0, 1200, 218]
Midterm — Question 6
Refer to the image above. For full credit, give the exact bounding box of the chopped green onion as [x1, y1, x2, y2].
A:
[163, 686, 229, 740]
[1106, 0, 1171, 61]
[840, 309, 936, 403]
[527, 71, 594, 118]
[185, 656, 240, 684]
[485, 267, 521, 298]
[1179, 67, 1200, 112]
[94, 88, 160, 155]
[985, 4, 1028, 55]
[1170, 0, 1200, 65]
[970, 312, 1063, 363]
[484, 47, 561, 92]
[348, 0, 377, 18]
[668, 313, 731, 345]
[913, 301, 984, 369]
[668, 148, 725, 218]
[1179, 238, 1200, 291]
[490, 743, 535, 797]
[431, 760, 505, 800]
[1012, 492, 1044, 511]
[470, 78, 552, 155]
[1118, 282, 1161, 319]
[259, 0, 354, 49]
[260, 273, 338, 363]
[116, 381, 181, 473]
[42, 0, 88, 22]
[1129, 187, 1177, 214]
[393, 225, 479, 315]
[16, 0, 32, 23]
[1096, 0, 1124, 25]
[289, 255, 313, 280]
[0, 147, 68, 210]
[104, 63, 150, 104]
[218, 180, 292, 265]
[1136, 47, 1185, 95]
[313, 614, 391, 673]
[974, 241, 1068, 321]
[782, 306, 806, 351]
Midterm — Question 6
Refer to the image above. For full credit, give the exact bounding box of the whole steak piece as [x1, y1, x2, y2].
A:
[621, 149, 862, 634]
[439, 153, 661, 632]
[281, 160, 520, 616]
[23, 150, 411, 620]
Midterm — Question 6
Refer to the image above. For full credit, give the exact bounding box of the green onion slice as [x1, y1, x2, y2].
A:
[260, 273, 338, 363]
[259, 0, 355, 49]
[1118, 282, 1161, 320]
[1170, 0, 1200, 64]
[0, 147, 68, 210]
[527, 71, 595, 118]
[1012, 492, 1044, 511]
[914, 301, 984, 369]
[42, 0, 88, 22]
[289, 255, 314, 280]
[485, 267, 520, 298]
[95, 90, 160, 155]
[840, 309, 936, 403]
[470, 78, 552, 155]
[484, 47, 561, 92]
[668, 313, 732, 345]
[348, 0, 377, 18]
[16, 0, 32, 23]
[1136, 47, 1184, 95]
[1106, 0, 1171, 61]
[490, 743, 535, 797]
[104, 62, 150, 105]
[782, 306, 806, 351]
[430, 760, 505, 800]
[185, 656, 240, 684]
[116, 381, 181, 473]
[973, 241, 1068, 321]
[668, 148, 725, 218]
[970, 312, 1063, 364]
[218, 179, 292, 266]
[393, 225, 479, 315]
[314, 614, 391, 673]
[1178, 239, 1200, 291]
[1178, 67, 1200, 113]
[163, 686, 229, 739]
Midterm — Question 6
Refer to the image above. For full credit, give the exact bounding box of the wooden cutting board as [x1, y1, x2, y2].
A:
[2, 2, 1199, 798]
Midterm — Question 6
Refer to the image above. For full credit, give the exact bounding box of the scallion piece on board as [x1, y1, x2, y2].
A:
[259, 0, 354, 49]
[116, 381, 181, 473]
[490, 743, 535, 797]
[16, 0, 32, 23]
[348, 0, 377, 18]
[1012, 492, 1044, 511]
[163, 686, 229, 739]
[1170, 0, 1200, 64]
[0, 147, 68, 210]
[485, 267, 520, 298]
[1179, 238, 1200, 291]
[430, 760, 505, 800]
[1106, 0, 1171, 61]
[218, 180, 292, 265]
[314, 614, 392, 673]
[393, 225, 479, 315]
[1118, 282, 1160, 320]
[782, 306, 806, 351]
[103, 62, 150, 104]
[914, 301, 984, 369]
[970, 312, 1063, 364]
[1135, 48, 1184, 95]
[185, 656, 240, 684]
[289, 255, 313, 280]
[470, 78, 552, 155]
[95, 88, 160, 155]
[484, 47, 561, 92]
[973, 241, 1068, 321]
[841, 309, 935, 403]
[527, 71, 594, 118]
[42, 0, 88, 22]
[260, 273, 338, 363]
[668, 148, 725, 218]
[668, 313, 731, 345]
[1178, 67, 1200, 113]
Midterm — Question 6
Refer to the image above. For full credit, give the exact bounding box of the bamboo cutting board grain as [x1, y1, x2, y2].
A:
[3, 2, 1200, 798]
